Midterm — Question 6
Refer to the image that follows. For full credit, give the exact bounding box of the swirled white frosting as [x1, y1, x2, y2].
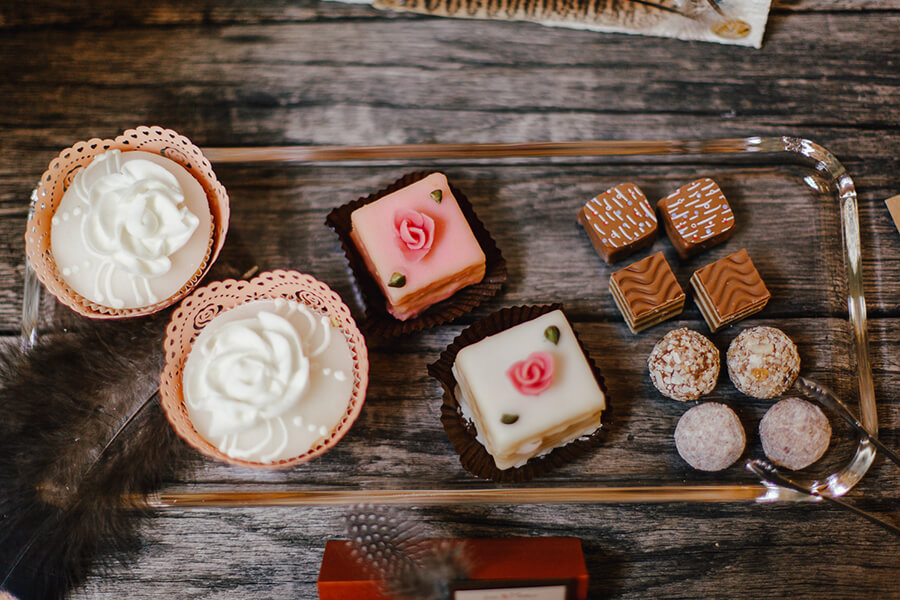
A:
[183, 298, 355, 464]
[50, 150, 212, 309]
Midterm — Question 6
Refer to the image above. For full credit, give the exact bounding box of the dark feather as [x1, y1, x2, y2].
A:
[346, 505, 469, 600]
[0, 316, 192, 599]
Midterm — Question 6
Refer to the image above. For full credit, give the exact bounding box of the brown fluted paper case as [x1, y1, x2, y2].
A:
[159, 270, 369, 469]
[25, 125, 230, 319]
[428, 304, 611, 483]
[326, 171, 506, 339]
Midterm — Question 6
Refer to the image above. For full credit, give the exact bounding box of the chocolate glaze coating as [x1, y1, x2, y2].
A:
[578, 182, 657, 264]
[609, 251, 685, 333]
[691, 248, 771, 331]
[658, 178, 735, 259]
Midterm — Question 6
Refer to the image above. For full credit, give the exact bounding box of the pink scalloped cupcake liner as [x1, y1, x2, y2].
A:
[428, 304, 612, 483]
[326, 171, 507, 338]
[159, 270, 369, 469]
[25, 125, 230, 319]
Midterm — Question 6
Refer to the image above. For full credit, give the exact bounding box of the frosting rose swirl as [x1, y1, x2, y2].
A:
[393, 208, 435, 261]
[506, 351, 554, 396]
[78, 150, 200, 277]
[184, 310, 311, 437]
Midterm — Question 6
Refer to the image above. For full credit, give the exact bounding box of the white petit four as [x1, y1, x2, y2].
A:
[452, 310, 606, 470]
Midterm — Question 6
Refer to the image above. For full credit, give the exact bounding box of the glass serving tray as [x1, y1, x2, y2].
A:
[23, 136, 877, 507]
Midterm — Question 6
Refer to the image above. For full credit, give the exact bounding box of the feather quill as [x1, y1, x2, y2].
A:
[365, 0, 765, 47]
[373, 0, 704, 28]
[0, 316, 191, 599]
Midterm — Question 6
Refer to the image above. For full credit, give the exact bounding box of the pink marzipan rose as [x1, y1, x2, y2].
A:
[393, 209, 435, 261]
[506, 352, 554, 396]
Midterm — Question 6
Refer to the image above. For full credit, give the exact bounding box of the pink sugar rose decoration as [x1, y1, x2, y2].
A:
[393, 208, 435, 261]
[507, 351, 554, 396]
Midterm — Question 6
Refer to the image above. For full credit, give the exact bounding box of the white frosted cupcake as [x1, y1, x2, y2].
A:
[25, 126, 230, 318]
[50, 149, 212, 310]
[183, 298, 355, 464]
[160, 270, 369, 469]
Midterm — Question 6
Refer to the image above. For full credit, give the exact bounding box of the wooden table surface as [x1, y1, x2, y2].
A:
[2, 1, 899, 598]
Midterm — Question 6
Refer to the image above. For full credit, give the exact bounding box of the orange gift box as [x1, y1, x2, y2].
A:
[318, 537, 588, 600]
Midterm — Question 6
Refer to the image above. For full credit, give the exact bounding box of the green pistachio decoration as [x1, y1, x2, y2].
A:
[544, 325, 560, 345]
[501, 413, 520, 425]
[388, 272, 406, 288]
[430, 189, 443, 203]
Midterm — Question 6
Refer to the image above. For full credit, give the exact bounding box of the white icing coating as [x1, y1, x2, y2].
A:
[452, 310, 606, 470]
[50, 150, 212, 309]
[183, 298, 354, 464]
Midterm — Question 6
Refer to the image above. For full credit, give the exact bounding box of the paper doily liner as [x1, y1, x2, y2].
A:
[326, 171, 507, 339]
[427, 304, 611, 483]
[159, 270, 369, 469]
[25, 125, 231, 319]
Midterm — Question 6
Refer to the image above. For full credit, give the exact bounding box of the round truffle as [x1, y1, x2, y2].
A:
[648, 328, 720, 401]
[727, 326, 800, 399]
[674, 402, 746, 471]
[759, 397, 832, 470]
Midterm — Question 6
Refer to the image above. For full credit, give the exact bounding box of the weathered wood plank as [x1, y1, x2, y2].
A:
[66, 498, 900, 599]
[3, 127, 897, 208]
[2, 0, 898, 30]
[1, 16, 898, 132]
[778, 0, 900, 8]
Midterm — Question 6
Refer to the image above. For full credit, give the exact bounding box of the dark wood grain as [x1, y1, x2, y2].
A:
[2, 0, 899, 598]
[63, 500, 900, 599]
[1, 1, 898, 30]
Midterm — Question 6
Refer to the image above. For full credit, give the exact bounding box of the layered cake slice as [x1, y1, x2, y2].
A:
[451, 310, 606, 470]
[609, 251, 685, 333]
[577, 182, 657, 264]
[690, 248, 770, 331]
[658, 178, 735, 259]
[350, 173, 486, 320]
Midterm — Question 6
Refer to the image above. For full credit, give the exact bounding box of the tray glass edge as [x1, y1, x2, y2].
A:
[22, 136, 877, 506]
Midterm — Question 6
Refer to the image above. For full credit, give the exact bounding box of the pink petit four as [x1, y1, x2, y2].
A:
[350, 173, 486, 320]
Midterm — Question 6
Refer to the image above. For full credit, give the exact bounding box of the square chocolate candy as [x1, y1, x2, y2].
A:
[658, 178, 735, 259]
[577, 182, 657, 264]
[690, 248, 771, 331]
[609, 251, 685, 333]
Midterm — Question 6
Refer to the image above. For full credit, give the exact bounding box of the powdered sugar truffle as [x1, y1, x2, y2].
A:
[674, 402, 746, 471]
[727, 326, 800, 399]
[759, 397, 831, 470]
[648, 328, 719, 401]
